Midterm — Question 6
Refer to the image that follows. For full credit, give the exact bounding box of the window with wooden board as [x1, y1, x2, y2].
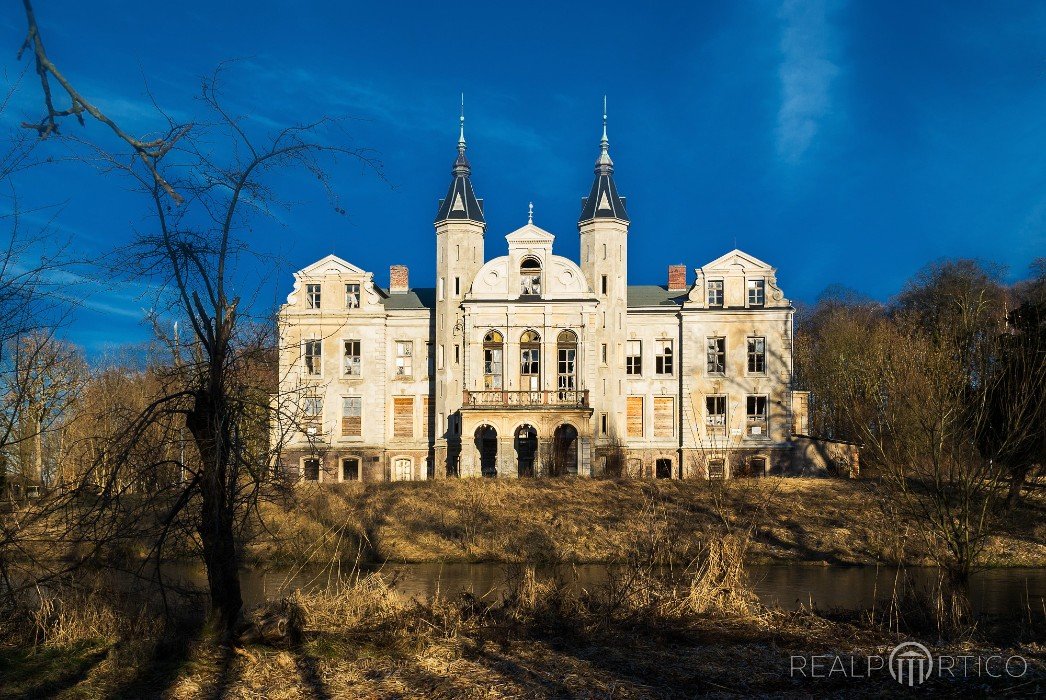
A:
[653, 396, 675, 437]
[626, 396, 644, 438]
[393, 397, 414, 438]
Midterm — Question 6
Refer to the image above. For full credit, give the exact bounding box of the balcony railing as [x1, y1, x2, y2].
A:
[463, 389, 589, 408]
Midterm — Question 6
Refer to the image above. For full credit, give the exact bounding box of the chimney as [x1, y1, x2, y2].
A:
[667, 264, 688, 291]
[389, 265, 409, 294]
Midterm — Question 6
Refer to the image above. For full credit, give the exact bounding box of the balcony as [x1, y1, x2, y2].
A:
[463, 389, 589, 409]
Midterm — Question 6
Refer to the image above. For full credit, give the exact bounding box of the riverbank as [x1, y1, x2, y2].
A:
[3, 566, 1043, 698]
[247, 478, 1046, 568]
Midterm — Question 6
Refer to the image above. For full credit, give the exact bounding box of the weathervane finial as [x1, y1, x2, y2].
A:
[458, 93, 466, 152]
[528, 201, 534, 225]
[596, 95, 613, 172]
[602, 95, 608, 143]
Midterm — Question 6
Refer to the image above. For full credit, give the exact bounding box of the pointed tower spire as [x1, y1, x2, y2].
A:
[579, 96, 628, 223]
[436, 95, 485, 224]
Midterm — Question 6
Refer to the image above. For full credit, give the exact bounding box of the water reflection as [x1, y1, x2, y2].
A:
[161, 562, 1046, 616]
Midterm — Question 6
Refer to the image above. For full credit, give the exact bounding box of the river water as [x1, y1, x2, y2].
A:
[163, 562, 1046, 616]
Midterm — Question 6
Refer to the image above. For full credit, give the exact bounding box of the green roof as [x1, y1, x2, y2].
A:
[626, 285, 687, 308]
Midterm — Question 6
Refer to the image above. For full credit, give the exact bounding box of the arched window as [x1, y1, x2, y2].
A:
[557, 330, 578, 395]
[483, 330, 504, 389]
[520, 330, 541, 391]
[520, 257, 541, 296]
[391, 457, 413, 481]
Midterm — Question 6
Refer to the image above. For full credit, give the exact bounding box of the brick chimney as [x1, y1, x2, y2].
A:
[667, 264, 688, 291]
[389, 265, 409, 294]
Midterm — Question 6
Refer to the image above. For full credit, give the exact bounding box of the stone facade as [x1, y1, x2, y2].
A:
[276, 118, 824, 482]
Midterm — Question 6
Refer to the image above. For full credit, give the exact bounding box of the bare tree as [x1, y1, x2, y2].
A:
[12, 2, 381, 639]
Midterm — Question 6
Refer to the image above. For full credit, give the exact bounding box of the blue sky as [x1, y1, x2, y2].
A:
[2, 1, 1044, 353]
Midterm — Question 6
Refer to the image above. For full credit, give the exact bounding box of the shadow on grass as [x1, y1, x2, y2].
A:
[0, 640, 111, 700]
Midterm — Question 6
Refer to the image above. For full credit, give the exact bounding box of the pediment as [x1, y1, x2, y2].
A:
[701, 248, 774, 273]
[296, 254, 368, 277]
[505, 223, 555, 243]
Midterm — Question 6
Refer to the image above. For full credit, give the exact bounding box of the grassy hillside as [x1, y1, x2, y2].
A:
[247, 478, 1046, 567]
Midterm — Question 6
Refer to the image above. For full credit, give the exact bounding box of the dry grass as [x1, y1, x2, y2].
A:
[247, 478, 1046, 568]
[6, 559, 1043, 699]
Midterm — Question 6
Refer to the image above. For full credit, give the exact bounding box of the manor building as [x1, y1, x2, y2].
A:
[276, 114, 831, 482]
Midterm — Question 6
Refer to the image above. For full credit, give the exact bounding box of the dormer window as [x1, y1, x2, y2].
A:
[520, 258, 541, 296]
[306, 284, 321, 309]
[708, 280, 724, 307]
[748, 279, 765, 307]
[345, 283, 360, 308]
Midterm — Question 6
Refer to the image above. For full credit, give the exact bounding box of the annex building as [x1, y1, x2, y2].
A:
[275, 112, 850, 482]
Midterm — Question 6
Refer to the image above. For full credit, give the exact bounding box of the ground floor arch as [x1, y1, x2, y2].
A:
[514, 424, 538, 477]
[475, 425, 498, 477]
[552, 424, 579, 476]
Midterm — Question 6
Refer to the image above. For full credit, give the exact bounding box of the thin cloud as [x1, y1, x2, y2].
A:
[775, 0, 841, 163]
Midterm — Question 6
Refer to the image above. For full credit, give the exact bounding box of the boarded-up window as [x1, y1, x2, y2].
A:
[626, 396, 644, 438]
[422, 397, 430, 438]
[393, 397, 414, 438]
[653, 397, 674, 438]
[341, 397, 361, 437]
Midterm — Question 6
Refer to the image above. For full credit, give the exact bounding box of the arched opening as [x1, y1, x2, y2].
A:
[391, 457, 413, 481]
[556, 330, 578, 399]
[520, 257, 541, 296]
[515, 424, 538, 477]
[552, 424, 579, 477]
[341, 457, 359, 481]
[520, 330, 541, 391]
[483, 330, 504, 389]
[474, 425, 498, 477]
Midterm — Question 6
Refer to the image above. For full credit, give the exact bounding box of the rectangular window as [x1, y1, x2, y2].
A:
[748, 279, 765, 306]
[422, 397, 430, 437]
[304, 340, 322, 376]
[626, 396, 644, 438]
[746, 395, 769, 436]
[747, 337, 766, 374]
[557, 344, 576, 390]
[303, 458, 321, 481]
[654, 339, 673, 375]
[706, 337, 725, 374]
[626, 340, 642, 375]
[345, 283, 360, 308]
[653, 396, 675, 438]
[520, 347, 540, 389]
[393, 397, 414, 438]
[303, 396, 323, 418]
[601, 275, 608, 295]
[341, 396, 361, 437]
[483, 345, 503, 389]
[343, 339, 361, 376]
[306, 283, 321, 309]
[601, 343, 608, 365]
[708, 459, 725, 480]
[454, 344, 460, 365]
[395, 341, 413, 377]
[707, 279, 724, 307]
[600, 413, 608, 436]
[706, 395, 727, 431]
[454, 277, 461, 296]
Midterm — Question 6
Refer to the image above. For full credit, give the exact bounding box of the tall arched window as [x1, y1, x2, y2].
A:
[557, 330, 578, 395]
[520, 257, 541, 296]
[520, 330, 541, 391]
[483, 330, 504, 389]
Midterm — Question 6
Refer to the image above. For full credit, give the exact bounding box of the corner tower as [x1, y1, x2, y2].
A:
[434, 101, 485, 475]
[579, 100, 630, 450]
